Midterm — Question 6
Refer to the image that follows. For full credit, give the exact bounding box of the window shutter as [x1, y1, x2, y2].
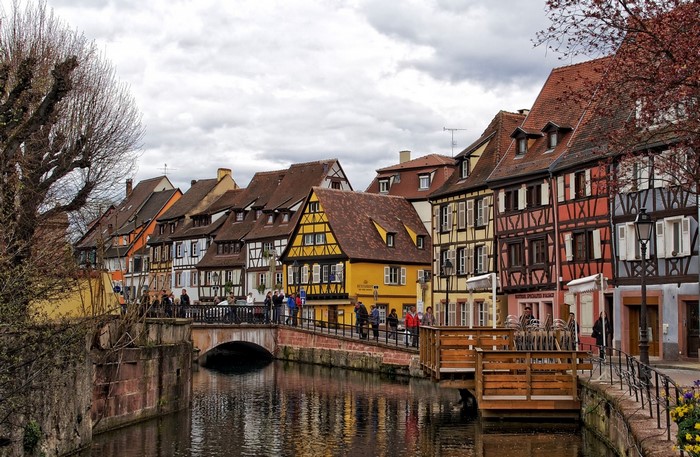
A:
[467, 245, 474, 274]
[592, 229, 602, 259]
[482, 245, 489, 273]
[568, 173, 576, 200]
[459, 200, 474, 228]
[288, 265, 294, 284]
[302, 266, 309, 283]
[483, 196, 491, 223]
[518, 186, 526, 210]
[585, 169, 592, 196]
[433, 205, 439, 230]
[541, 181, 550, 204]
[336, 263, 344, 282]
[384, 266, 390, 284]
[617, 225, 627, 260]
[498, 190, 505, 213]
[656, 220, 666, 259]
[446, 203, 453, 227]
[681, 217, 691, 256]
[313, 264, 321, 283]
[557, 176, 565, 202]
[400, 268, 406, 285]
[465, 200, 473, 228]
[640, 157, 650, 190]
[564, 233, 573, 261]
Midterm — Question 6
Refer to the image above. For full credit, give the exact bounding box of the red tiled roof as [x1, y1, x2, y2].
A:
[365, 153, 457, 199]
[156, 178, 219, 222]
[313, 187, 431, 264]
[431, 111, 526, 198]
[488, 58, 610, 184]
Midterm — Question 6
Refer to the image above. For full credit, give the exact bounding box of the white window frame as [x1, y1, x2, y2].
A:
[656, 216, 691, 258]
[379, 179, 389, 193]
[303, 234, 314, 245]
[315, 233, 326, 245]
[383, 266, 406, 285]
[190, 270, 198, 287]
[418, 174, 430, 189]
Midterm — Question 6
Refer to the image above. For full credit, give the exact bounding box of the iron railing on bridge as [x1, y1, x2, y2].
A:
[184, 304, 419, 349]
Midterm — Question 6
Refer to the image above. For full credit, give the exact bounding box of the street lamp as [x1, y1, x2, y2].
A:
[292, 260, 299, 294]
[212, 272, 220, 301]
[634, 208, 653, 371]
[443, 258, 453, 326]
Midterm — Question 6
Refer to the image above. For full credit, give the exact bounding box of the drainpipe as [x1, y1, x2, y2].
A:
[609, 163, 618, 348]
[550, 170, 561, 318]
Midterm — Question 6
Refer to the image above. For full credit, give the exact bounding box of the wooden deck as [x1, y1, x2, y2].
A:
[419, 326, 593, 419]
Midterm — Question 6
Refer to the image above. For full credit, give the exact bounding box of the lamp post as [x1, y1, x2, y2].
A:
[292, 260, 299, 294]
[634, 208, 653, 371]
[212, 272, 220, 301]
[443, 258, 453, 326]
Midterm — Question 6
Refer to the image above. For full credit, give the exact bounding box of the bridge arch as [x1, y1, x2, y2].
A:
[191, 325, 277, 364]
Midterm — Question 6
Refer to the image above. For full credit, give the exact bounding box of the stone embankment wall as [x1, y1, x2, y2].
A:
[275, 327, 423, 377]
[579, 379, 675, 457]
[91, 319, 193, 434]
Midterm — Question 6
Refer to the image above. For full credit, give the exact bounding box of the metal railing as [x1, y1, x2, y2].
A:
[580, 342, 682, 443]
[185, 304, 419, 349]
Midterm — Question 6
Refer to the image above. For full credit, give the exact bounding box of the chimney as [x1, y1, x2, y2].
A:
[191, 179, 198, 186]
[517, 109, 530, 116]
[217, 168, 232, 181]
[399, 150, 411, 164]
[126, 178, 133, 197]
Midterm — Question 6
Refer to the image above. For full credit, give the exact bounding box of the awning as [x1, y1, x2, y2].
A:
[466, 272, 498, 291]
[567, 273, 607, 294]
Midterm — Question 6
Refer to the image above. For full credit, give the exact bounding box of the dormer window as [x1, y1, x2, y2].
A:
[418, 174, 430, 190]
[255, 210, 262, 220]
[461, 160, 470, 179]
[267, 214, 275, 224]
[517, 138, 528, 155]
[417, 235, 425, 249]
[235, 211, 244, 222]
[159, 224, 165, 235]
[282, 212, 290, 223]
[379, 179, 390, 193]
[308, 201, 320, 213]
[548, 131, 558, 149]
[386, 233, 395, 247]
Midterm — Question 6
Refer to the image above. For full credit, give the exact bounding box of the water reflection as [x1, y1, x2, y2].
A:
[84, 360, 610, 457]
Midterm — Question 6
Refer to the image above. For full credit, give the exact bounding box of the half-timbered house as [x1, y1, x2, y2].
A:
[244, 159, 352, 303]
[488, 59, 607, 323]
[281, 187, 431, 324]
[147, 168, 238, 301]
[612, 152, 699, 360]
[429, 111, 524, 326]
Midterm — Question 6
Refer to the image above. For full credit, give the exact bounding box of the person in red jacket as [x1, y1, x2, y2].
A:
[405, 306, 420, 347]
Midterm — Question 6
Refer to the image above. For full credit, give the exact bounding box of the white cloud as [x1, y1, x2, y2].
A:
[40, 0, 562, 193]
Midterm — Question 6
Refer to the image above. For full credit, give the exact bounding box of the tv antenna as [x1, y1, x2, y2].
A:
[160, 163, 177, 176]
[443, 127, 467, 157]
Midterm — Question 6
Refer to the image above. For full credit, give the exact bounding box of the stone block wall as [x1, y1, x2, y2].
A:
[275, 327, 423, 377]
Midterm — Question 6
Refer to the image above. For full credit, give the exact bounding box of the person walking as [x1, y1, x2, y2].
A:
[387, 308, 399, 340]
[405, 306, 419, 347]
[263, 291, 273, 323]
[370, 304, 380, 340]
[421, 306, 436, 326]
[592, 311, 613, 359]
[357, 302, 369, 339]
[179, 289, 190, 318]
[287, 293, 297, 326]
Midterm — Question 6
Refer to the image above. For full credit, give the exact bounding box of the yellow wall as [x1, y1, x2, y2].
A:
[35, 272, 121, 318]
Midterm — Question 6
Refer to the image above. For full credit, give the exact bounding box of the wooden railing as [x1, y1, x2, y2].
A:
[419, 326, 515, 381]
[475, 349, 592, 417]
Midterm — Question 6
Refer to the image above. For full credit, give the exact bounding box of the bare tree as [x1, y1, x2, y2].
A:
[536, 0, 700, 189]
[0, 0, 143, 313]
[0, 1, 142, 452]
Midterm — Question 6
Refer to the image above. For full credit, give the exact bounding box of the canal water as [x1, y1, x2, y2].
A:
[83, 359, 614, 457]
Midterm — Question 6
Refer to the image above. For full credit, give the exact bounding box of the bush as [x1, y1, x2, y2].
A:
[671, 380, 700, 456]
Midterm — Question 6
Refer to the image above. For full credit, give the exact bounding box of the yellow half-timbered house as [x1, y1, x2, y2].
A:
[282, 187, 431, 326]
[429, 111, 524, 326]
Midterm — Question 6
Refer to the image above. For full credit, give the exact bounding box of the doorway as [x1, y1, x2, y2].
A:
[628, 305, 660, 357]
[686, 301, 699, 358]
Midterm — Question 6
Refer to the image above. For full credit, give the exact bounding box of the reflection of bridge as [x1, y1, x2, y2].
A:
[190, 319, 592, 419]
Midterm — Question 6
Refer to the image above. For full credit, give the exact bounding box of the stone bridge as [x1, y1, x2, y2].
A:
[190, 323, 419, 375]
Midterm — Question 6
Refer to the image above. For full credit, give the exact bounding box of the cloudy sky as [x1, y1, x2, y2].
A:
[45, 0, 571, 193]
